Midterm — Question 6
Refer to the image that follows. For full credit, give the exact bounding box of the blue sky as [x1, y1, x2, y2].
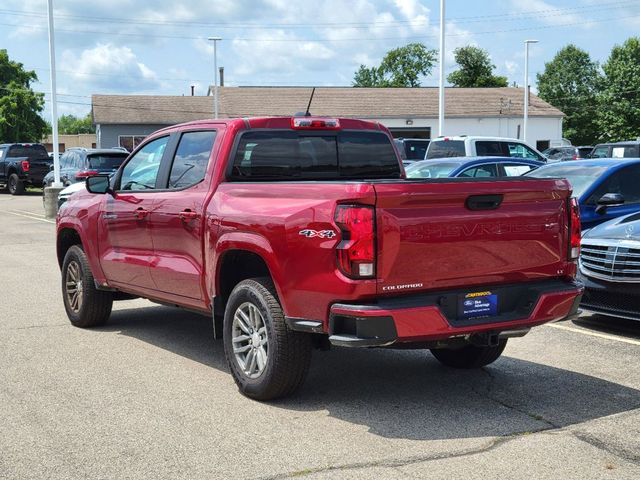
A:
[1, 0, 639, 119]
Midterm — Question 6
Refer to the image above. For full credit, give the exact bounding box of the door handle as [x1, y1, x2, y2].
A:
[179, 210, 199, 222]
[134, 207, 149, 220]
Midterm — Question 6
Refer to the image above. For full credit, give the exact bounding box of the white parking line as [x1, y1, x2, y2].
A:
[11, 208, 46, 218]
[546, 323, 640, 346]
[1, 210, 55, 224]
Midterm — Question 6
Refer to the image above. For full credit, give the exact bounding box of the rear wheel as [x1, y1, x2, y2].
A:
[223, 277, 312, 401]
[430, 340, 507, 369]
[8, 173, 24, 195]
[62, 245, 113, 328]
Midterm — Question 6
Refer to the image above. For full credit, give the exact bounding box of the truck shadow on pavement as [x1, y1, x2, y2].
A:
[103, 304, 640, 441]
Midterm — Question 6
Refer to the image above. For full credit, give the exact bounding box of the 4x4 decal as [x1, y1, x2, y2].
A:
[299, 229, 336, 239]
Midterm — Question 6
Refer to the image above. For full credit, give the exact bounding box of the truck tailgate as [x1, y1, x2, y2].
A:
[374, 178, 572, 294]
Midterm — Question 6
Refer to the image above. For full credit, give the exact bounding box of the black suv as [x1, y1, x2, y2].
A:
[43, 148, 129, 188]
[590, 141, 640, 159]
[0, 143, 52, 195]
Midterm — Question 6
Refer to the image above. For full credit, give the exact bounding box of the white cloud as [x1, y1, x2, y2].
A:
[505, 0, 585, 27]
[62, 43, 159, 91]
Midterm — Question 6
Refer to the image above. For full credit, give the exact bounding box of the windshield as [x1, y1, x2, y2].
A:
[527, 164, 609, 198]
[88, 154, 128, 170]
[405, 162, 459, 179]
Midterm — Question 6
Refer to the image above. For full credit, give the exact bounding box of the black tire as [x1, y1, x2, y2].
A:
[61, 245, 113, 328]
[430, 340, 507, 369]
[223, 277, 312, 401]
[8, 173, 25, 195]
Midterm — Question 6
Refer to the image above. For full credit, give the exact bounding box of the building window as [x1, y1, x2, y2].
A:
[118, 135, 147, 152]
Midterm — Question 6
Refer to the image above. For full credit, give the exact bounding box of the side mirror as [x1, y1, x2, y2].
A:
[595, 193, 624, 215]
[86, 175, 111, 195]
[49, 164, 54, 171]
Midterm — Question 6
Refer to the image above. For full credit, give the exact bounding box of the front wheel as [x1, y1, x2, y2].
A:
[223, 277, 312, 401]
[430, 340, 507, 369]
[8, 173, 25, 195]
[62, 245, 113, 328]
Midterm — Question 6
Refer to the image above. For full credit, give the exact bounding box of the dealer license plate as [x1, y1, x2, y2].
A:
[459, 291, 498, 319]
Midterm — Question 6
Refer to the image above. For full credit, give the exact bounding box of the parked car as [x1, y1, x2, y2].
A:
[0, 143, 52, 194]
[395, 138, 430, 162]
[578, 211, 640, 321]
[542, 146, 593, 162]
[425, 136, 546, 162]
[56, 116, 582, 400]
[590, 141, 640, 159]
[43, 148, 129, 188]
[526, 158, 640, 230]
[405, 157, 543, 179]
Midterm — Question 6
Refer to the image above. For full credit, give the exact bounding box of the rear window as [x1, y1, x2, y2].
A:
[426, 140, 465, 159]
[8, 144, 49, 160]
[230, 131, 401, 181]
[88, 154, 128, 170]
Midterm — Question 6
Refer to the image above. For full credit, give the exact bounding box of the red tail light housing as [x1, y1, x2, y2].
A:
[75, 170, 99, 180]
[21, 160, 30, 172]
[569, 197, 581, 260]
[335, 205, 375, 279]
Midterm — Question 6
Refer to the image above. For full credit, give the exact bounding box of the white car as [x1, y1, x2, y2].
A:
[57, 181, 87, 208]
[425, 136, 546, 162]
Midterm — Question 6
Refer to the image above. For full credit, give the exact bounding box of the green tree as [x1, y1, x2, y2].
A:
[353, 43, 437, 87]
[447, 46, 508, 88]
[597, 37, 640, 142]
[57, 113, 95, 134]
[0, 49, 47, 142]
[537, 44, 602, 145]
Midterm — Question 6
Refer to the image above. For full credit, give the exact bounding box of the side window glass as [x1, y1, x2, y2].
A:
[168, 131, 216, 189]
[508, 142, 539, 159]
[504, 164, 535, 176]
[459, 164, 498, 178]
[476, 141, 507, 156]
[118, 136, 169, 191]
[591, 147, 608, 158]
[587, 166, 640, 205]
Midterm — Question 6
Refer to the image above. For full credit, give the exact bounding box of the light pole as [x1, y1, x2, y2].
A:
[438, 0, 445, 137]
[47, 0, 61, 188]
[208, 36, 222, 119]
[523, 39, 538, 144]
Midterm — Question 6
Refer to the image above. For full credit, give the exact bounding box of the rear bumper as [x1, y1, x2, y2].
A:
[314, 279, 583, 347]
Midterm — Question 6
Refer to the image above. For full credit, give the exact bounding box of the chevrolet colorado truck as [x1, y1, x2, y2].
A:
[0, 143, 52, 194]
[56, 117, 583, 400]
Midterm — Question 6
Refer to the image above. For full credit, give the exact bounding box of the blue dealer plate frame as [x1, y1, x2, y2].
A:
[458, 292, 498, 319]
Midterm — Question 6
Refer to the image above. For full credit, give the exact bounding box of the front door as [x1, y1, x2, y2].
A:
[98, 135, 170, 290]
[148, 130, 218, 300]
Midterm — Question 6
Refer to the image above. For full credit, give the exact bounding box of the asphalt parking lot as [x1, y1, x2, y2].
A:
[1, 192, 639, 479]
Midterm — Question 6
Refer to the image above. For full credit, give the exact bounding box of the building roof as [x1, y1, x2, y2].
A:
[92, 87, 563, 125]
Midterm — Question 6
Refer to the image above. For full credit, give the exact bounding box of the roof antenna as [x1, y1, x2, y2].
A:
[304, 87, 315, 116]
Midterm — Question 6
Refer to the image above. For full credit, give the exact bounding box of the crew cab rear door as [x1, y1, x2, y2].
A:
[374, 178, 571, 294]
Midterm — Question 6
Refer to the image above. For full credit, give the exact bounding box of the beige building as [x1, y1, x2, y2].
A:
[43, 133, 96, 153]
[92, 87, 564, 152]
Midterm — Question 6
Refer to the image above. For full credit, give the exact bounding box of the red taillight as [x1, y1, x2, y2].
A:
[335, 205, 375, 279]
[571, 154, 578, 160]
[569, 197, 581, 260]
[21, 160, 30, 172]
[291, 117, 340, 130]
[75, 170, 99, 180]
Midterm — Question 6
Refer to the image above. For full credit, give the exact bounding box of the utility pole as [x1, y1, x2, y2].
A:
[208, 37, 222, 119]
[523, 39, 539, 143]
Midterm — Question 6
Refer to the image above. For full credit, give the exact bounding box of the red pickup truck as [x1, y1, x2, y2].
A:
[56, 117, 583, 400]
